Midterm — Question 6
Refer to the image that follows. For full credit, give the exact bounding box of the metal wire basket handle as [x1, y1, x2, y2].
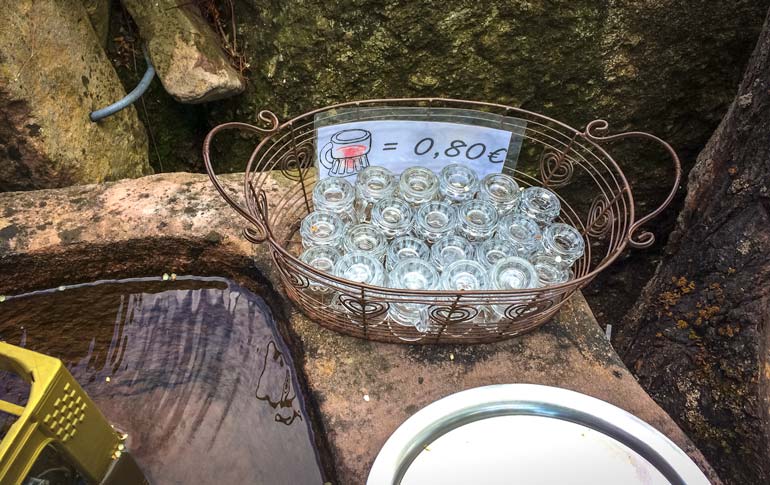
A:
[203, 111, 280, 244]
[583, 120, 682, 249]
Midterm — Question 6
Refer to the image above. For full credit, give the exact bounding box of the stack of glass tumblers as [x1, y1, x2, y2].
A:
[298, 163, 585, 337]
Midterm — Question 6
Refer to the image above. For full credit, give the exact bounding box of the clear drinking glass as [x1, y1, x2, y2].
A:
[430, 235, 474, 272]
[312, 177, 358, 224]
[333, 251, 384, 286]
[456, 199, 499, 242]
[490, 256, 539, 290]
[478, 173, 521, 215]
[488, 256, 539, 321]
[531, 253, 571, 287]
[413, 201, 457, 244]
[398, 167, 439, 206]
[388, 258, 439, 331]
[438, 259, 488, 335]
[475, 238, 521, 269]
[496, 214, 542, 258]
[299, 246, 341, 294]
[299, 211, 346, 248]
[386, 235, 430, 271]
[371, 197, 413, 239]
[354, 166, 397, 222]
[343, 223, 388, 261]
[440, 259, 488, 290]
[519, 186, 561, 226]
[541, 222, 585, 265]
[438, 163, 479, 203]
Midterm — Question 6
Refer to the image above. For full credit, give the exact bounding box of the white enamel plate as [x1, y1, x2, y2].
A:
[367, 384, 710, 485]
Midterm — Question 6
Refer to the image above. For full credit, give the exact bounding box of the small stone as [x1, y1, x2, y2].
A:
[170, 273, 177, 280]
[58, 286, 66, 291]
[162, 273, 170, 281]
[449, 353, 454, 361]
[738, 93, 753, 108]
[105, 376, 111, 382]
[0, 295, 5, 303]
[363, 394, 370, 402]
[122, 0, 245, 103]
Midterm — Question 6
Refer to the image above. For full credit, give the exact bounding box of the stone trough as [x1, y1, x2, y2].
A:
[0, 173, 721, 484]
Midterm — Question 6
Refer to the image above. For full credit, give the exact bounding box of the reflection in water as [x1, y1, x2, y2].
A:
[0, 277, 326, 484]
[257, 341, 302, 426]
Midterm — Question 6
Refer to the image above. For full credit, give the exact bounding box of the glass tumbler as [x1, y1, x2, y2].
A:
[414, 201, 457, 244]
[300, 211, 346, 248]
[478, 173, 521, 215]
[541, 223, 585, 265]
[354, 166, 396, 222]
[497, 214, 542, 258]
[531, 253, 571, 287]
[475, 238, 521, 269]
[398, 167, 439, 206]
[440, 259, 489, 291]
[333, 251, 384, 285]
[332, 251, 386, 325]
[386, 235, 430, 271]
[438, 163, 479, 203]
[438, 259, 488, 335]
[388, 258, 439, 338]
[489, 256, 539, 321]
[490, 256, 539, 290]
[430, 235, 474, 272]
[456, 200, 499, 242]
[371, 197, 414, 239]
[519, 186, 561, 226]
[343, 223, 388, 261]
[299, 245, 341, 295]
[312, 177, 358, 224]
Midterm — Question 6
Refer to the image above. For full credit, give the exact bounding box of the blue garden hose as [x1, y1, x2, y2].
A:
[90, 45, 155, 122]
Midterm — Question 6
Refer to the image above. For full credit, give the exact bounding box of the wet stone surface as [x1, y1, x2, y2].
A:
[0, 277, 327, 484]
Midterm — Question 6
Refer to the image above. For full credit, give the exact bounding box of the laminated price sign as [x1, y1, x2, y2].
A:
[315, 118, 523, 180]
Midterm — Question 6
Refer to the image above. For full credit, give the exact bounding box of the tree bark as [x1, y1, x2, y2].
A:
[616, 9, 770, 485]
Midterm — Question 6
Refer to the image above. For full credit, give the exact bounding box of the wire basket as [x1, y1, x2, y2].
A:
[203, 98, 680, 344]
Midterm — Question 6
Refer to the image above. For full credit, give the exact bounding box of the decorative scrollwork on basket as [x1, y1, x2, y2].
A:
[585, 193, 614, 239]
[280, 138, 315, 182]
[244, 182, 270, 223]
[256, 110, 281, 133]
[272, 250, 311, 290]
[337, 294, 389, 322]
[429, 304, 479, 326]
[539, 149, 574, 188]
[582, 118, 682, 250]
[539, 134, 578, 188]
[503, 299, 554, 321]
[279, 264, 311, 290]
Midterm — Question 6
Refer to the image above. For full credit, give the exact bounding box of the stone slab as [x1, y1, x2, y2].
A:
[0, 173, 720, 484]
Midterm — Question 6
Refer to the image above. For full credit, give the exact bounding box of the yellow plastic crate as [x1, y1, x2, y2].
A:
[0, 342, 146, 485]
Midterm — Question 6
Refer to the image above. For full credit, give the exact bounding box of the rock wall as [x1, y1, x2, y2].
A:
[0, 0, 151, 192]
[203, 0, 768, 182]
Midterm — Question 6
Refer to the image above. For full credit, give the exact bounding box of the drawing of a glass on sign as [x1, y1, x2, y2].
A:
[319, 128, 372, 176]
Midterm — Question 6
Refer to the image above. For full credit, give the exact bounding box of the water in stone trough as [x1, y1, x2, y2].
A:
[0, 277, 326, 484]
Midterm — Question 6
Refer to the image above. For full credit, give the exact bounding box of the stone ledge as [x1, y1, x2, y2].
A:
[0, 172, 721, 484]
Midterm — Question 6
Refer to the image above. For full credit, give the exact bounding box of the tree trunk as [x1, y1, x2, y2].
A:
[616, 9, 770, 485]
